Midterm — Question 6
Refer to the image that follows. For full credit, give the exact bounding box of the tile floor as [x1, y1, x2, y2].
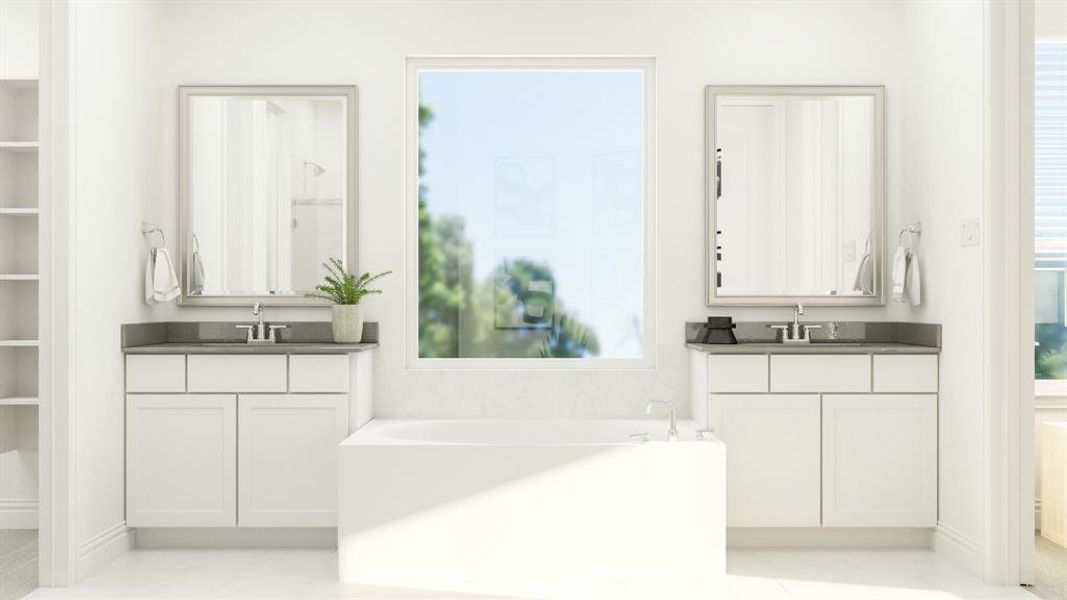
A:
[19, 547, 1038, 600]
[0, 530, 37, 600]
[1032, 536, 1067, 600]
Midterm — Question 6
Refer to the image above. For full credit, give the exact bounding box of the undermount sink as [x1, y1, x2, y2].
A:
[193, 342, 326, 347]
[743, 341, 867, 346]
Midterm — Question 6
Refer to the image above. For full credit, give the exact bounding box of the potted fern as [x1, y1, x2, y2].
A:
[309, 258, 391, 343]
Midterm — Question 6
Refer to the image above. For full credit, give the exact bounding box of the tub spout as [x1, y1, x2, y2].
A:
[646, 400, 678, 441]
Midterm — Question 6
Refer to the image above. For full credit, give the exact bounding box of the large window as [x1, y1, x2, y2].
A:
[1036, 41, 1067, 388]
[409, 58, 653, 366]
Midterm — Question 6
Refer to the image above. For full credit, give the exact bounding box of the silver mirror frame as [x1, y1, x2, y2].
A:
[177, 85, 358, 306]
[705, 85, 886, 307]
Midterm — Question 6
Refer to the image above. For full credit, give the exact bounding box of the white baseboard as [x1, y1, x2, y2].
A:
[0, 500, 38, 529]
[727, 527, 933, 548]
[78, 522, 135, 581]
[135, 527, 337, 548]
[933, 522, 982, 577]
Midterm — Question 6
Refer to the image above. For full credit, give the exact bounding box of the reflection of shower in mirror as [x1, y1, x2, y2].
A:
[301, 160, 327, 199]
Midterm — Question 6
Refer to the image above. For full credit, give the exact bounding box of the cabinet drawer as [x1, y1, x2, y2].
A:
[126, 355, 186, 393]
[873, 355, 938, 393]
[187, 355, 288, 393]
[289, 355, 349, 393]
[708, 355, 768, 393]
[770, 355, 871, 393]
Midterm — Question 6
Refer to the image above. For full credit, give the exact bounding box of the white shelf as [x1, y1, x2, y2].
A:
[0, 142, 38, 153]
[0, 397, 37, 407]
[0, 78, 37, 86]
[0, 274, 38, 281]
[0, 208, 38, 216]
[0, 340, 38, 347]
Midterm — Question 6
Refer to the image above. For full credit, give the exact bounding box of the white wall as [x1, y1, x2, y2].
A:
[135, 0, 911, 419]
[68, 0, 993, 577]
[72, 0, 163, 566]
[0, 0, 39, 78]
[898, 0, 987, 573]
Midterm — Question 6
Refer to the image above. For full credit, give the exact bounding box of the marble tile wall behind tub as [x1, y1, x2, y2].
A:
[374, 343, 689, 419]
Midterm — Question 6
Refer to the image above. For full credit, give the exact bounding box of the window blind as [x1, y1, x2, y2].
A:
[1037, 41, 1067, 270]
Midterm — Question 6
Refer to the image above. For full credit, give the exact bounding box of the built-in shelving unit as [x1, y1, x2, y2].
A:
[0, 57, 42, 532]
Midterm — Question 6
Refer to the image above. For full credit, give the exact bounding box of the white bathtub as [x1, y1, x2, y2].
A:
[338, 419, 725, 589]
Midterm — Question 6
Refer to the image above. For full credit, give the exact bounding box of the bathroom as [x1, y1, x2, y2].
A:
[0, 1, 1061, 599]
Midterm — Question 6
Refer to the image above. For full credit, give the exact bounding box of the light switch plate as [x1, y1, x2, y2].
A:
[960, 218, 981, 247]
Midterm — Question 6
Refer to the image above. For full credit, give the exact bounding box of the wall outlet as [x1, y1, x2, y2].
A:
[960, 218, 981, 247]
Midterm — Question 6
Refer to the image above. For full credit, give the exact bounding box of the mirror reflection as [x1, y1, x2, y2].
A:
[709, 88, 883, 303]
[183, 89, 353, 301]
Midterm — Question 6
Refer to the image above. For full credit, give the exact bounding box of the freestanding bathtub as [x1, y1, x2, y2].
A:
[337, 419, 725, 590]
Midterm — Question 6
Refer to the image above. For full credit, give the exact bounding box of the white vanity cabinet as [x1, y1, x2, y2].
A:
[696, 350, 939, 529]
[710, 395, 821, 527]
[126, 394, 237, 527]
[238, 394, 348, 527]
[124, 352, 372, 529]
[822, 394, 937, 526]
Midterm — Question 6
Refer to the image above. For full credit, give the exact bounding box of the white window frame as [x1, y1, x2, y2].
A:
[1034, 40, 1067, 396]
[404, 56, 656, 370]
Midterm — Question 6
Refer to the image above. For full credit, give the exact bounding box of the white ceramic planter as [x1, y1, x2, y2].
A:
[331, 305, 364, 343]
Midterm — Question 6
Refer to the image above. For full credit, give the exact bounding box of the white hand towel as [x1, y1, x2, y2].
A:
[891, 246, 907, 303]
[152, 248, 181, 303]
[852, 253, 873, 295]
[145, 248, 157, 305]
[192, 250, 205, 295]
[906, 252, 922, 306]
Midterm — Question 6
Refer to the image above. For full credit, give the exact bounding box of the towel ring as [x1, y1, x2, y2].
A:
[899, 223, 922, 250]
[141, 223, 166, 248]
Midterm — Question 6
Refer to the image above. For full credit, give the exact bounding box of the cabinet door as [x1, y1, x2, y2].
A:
[126, 394, 236, 527]
[822, 394, 937, 527]
[710, 394, 821, 527]
[238, 394, 349, 527]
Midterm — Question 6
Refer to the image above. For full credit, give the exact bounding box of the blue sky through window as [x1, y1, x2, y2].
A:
[418, 69, 645, 359]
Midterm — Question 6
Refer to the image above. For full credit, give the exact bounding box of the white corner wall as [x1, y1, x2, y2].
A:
[71, 0, 163, 576]
[898, 0, 991, 577]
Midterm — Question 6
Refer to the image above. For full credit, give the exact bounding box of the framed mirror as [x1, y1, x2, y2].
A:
[705, 85, 885, 306]
[178, 85, 357, 306]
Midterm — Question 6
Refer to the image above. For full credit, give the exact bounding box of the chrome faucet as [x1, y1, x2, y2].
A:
[790, 303, 804, 340]
[646, 399, 678, 441]
[236, 303, 287, 343]
[769, 303, 821, 344]
[253, 302, 266, 340]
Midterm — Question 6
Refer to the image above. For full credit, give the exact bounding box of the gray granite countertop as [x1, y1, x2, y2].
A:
[685, 320, 941, 354]
[121, 321, 380, 355]
[686, 342, 939, 355]
[123, 341, 378, 355]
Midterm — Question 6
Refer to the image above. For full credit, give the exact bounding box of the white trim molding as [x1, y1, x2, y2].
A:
[38, 0, 77, 587]
[935, 523, 984, 573]
[0, 499, 39, 529]
[135, 527, 337, 549]
[403, 55, 657, 371]
[729, 527, 932, 548]
[77, 522, 134, 582]
[982, 0, 1035, 586]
